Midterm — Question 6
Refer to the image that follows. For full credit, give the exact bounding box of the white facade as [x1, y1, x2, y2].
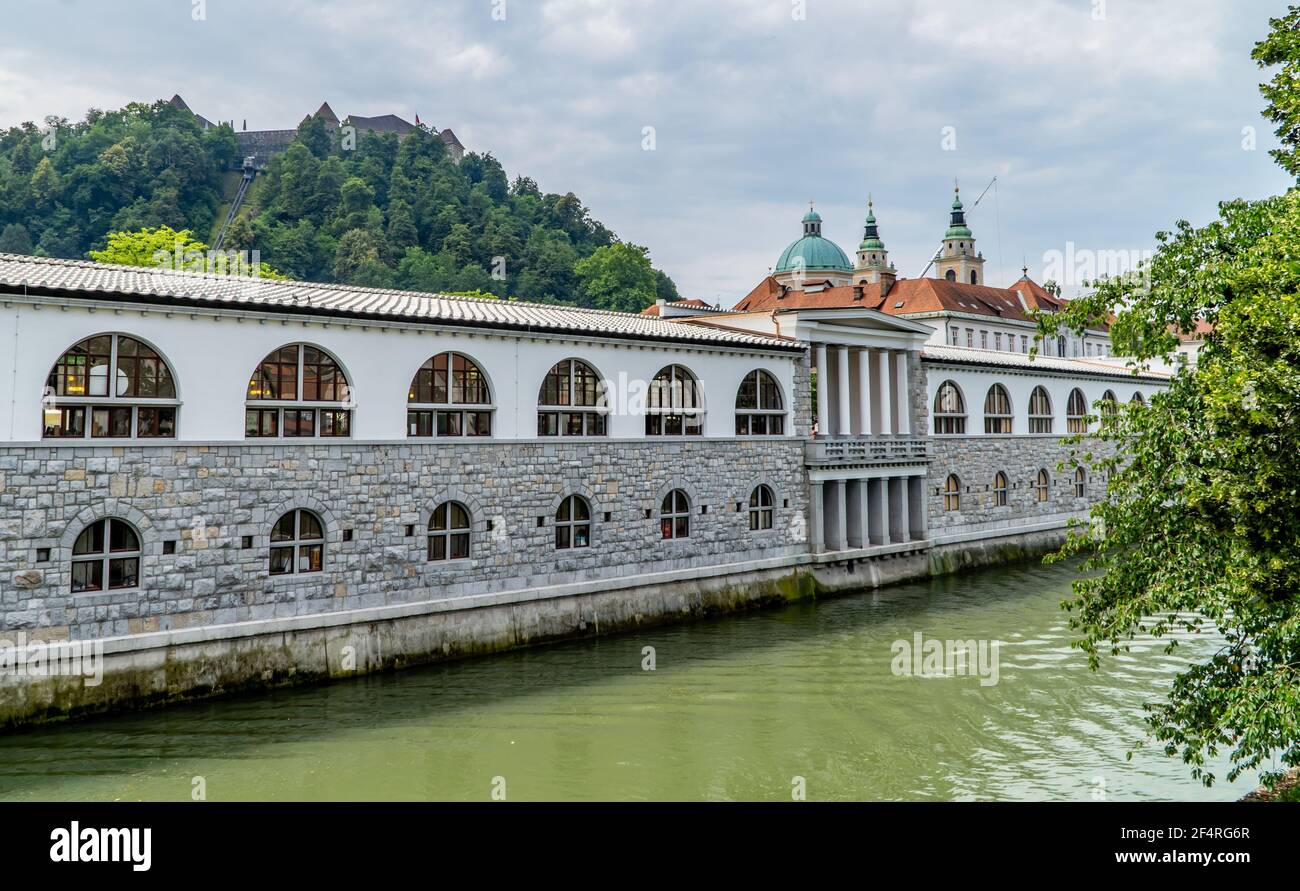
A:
[0, 295, 801, 444]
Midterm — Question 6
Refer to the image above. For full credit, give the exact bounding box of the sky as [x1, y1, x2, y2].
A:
[0, 0, 1293, 303]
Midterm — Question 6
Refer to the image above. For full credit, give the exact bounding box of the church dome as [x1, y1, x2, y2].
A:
[775, 205, 852, 273]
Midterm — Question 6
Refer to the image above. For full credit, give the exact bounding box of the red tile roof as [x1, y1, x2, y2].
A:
[731, 274, 1073, 324]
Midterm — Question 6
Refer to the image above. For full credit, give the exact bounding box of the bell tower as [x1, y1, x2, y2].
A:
[934, 184, 986, 286]
[853, 197, 896, 286]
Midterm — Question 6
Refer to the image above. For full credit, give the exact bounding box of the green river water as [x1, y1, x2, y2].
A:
[0, 558, 1258, 801]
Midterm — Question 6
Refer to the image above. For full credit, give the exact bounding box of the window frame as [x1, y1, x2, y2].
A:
[660, 489, 691, 539]
[1034, 469, 1050, 503]
[43, 334, 180, 441]
[645, 365, 705, 436]
[405, 351, 494, 438]
[983, 384, 1013, 434]
[748, 484, 775, 531]
[1073, 466, 1086, 498]
[943, 474, 961, 512]
[537, 358, 608, 437]
[554, 494, 592, 550]
[1066, 388, 1089, 433]
[268, 509, 326, 576]
[992, 471, 1008, 507]
[70, 518, 141, 594]
[1028, 386, 1054, 434]
[933, 380, 966, 435]
[735, 369, 786, 436]
[428, 501, 472, 562]
[246, 344, 352, 439]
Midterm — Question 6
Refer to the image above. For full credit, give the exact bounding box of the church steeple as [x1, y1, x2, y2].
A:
[934, 182, 985, 285]
[854, 196, 895, 286]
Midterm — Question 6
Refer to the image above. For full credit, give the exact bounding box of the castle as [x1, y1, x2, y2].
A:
[169, 94, 465, 168]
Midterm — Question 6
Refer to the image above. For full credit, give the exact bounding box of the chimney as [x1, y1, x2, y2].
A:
[852, 285, 864, 301]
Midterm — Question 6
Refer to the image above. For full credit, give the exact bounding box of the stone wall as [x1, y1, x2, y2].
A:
[925, 434, 1109, 536]
[0, 439, 808, 642]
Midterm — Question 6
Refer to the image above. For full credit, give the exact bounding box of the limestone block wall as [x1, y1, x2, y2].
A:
[0, 439, 808, 642]
[925, 434, 1111, 536]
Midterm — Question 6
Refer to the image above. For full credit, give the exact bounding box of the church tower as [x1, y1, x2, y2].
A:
[853, 197, 896, 286]
[934, 185, 986, 286]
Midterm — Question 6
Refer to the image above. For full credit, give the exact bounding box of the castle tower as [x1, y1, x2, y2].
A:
[853, 197, 896, 286]
[934, 184, 986, 286]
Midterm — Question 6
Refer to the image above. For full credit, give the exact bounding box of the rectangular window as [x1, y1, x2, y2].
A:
[71, 560, 103, 593]
[245, 409, 278, 438]
[284, 410, 316, 437]
[980, 331, 988, 349]
[269, 546, 294, 575]
[437, 411, 462, 437]
[966, 329, 973, 348]
[994, 332, 1002, 350]
[950, 327, 959, 346]
[319, 410, 350, 437]
[1021, 335, 1029, 353]
[137, 407, 177, 438]
[91, 407, 133, 438]
[44, 406, 85, 438]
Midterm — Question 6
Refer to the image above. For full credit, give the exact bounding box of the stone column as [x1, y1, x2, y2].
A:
[869, 477, 889, 545]
[894, 350, 911, 436]
[846, 479, 867, 548]
[810, 480, 825, 553]
[815, 343, 829, 439]
[836, 346, 851, 437]
[889, 477, 908, 543]
[830, 479, 848, 551]
[908, 476, 926, 541]
[856, 348, 872, 436]
[876, 349, 894, 435]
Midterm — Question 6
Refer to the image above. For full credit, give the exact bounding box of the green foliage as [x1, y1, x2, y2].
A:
[0, 99, 233, 259]
[574, 242, 659, 313]
[0, 98, 680, 309]
[1036, 10, 1300, 790]
[1253, 5, 1300, 178]
[89, 225, 282, 278]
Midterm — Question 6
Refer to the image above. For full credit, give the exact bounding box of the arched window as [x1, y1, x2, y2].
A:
[1073, 466, 1086, 498]
[735, 370, 785, 435]
[943, 474, 961, 511]
[1131, 391, 1146, 406]
[945, 269, 956, 282]
[933, 381, 966, 434]
[44, 334, 178, 439]
[1034, 469, 1050, 503]
[1028, 386, 1053, 433]
[538, 358, 607, 436]
[661, 489, 691, 539]
[992, 471, 1008, 507]
[269, 509, 324, 575]
[246, 344, 351, 438]
[969, 270, 978, 285]
[748, 484, 774, 530]
[646, 365, 704, 436]
[555, 495, 591, 550]
[1100, 390, 1118, 418]
[428, 501, 470, 561]
[1066, 388, 1088, 433]
[70, 518, 140, 593]
[983, 384, 1012, 434]
[408, 352, 492, 437]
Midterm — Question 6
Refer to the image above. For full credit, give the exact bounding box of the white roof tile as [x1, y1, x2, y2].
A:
[922, 345, 1169, 381]
[0, 253, 800, 353]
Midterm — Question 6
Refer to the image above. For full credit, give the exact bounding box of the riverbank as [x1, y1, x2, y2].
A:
[1, 526, 1070, 730]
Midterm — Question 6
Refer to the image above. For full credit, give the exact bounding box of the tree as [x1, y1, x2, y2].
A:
[89, 225, 281, 278]
[1040, 9, 1300, 789]
[574, 242, 658, 312]
[333, 228, 382, 282]
[0, 223, 33, 255]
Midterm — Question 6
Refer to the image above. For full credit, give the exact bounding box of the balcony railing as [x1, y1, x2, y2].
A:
[804, 437, 931, 465]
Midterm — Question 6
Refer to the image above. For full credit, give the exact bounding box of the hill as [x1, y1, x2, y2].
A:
[0, 98, 678, 310]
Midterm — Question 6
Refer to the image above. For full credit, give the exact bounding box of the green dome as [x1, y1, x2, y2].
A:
[776, 234, 852, 273]
[777, 204, 851, 273]
[859, 201, 885, 251]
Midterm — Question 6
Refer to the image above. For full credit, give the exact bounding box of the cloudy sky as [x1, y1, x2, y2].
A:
[1, 0, 1292, 301]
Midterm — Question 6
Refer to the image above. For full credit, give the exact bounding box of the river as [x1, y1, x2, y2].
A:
[0, 558, 1257, 801]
